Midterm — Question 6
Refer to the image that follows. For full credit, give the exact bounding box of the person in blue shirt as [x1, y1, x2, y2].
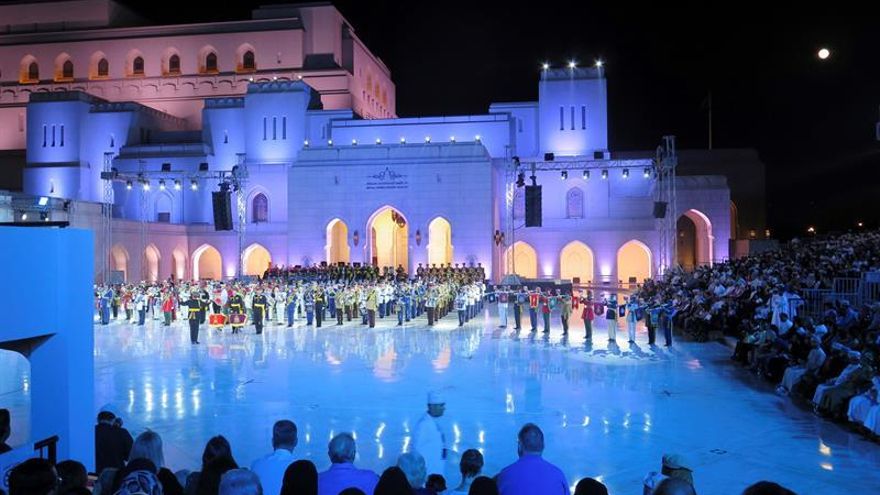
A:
[496, 423, 569, 495]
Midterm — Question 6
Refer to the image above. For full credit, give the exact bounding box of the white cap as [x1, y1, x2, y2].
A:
[427, 390, 446, 405]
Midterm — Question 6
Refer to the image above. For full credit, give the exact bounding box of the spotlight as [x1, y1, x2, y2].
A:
[376, 138, 382, 144]
[328, 139, 333, 146]
[352, 139, 358, 145]
[159, 179, 166, 190]
[126, 180, 132, 190]
[601, 169, 608, 179]
[142, 180, 150, 191]
[450, 136, 456, 143]
[475, 134, 481, 142]
[42, 212, 49, 222]
[516, 172, 525, 188]
[190, 180, 198, 191]
[595, 59, 604, 68]
[583, 170, 590, 180]
[568, 60, 577, 69]
[400, 137, 406, 144]
[21, 212, 27, 221]
[561, 170, 568, 180]
[622, 168, 629, 179]
[38, 196, 49, 206]
[643, 168, 651, 178]
[542, 62, 549, 70]
[174, 179, 182, 190]
[425, 136, 431, 143]
[304, 140, 310, 147]
[858, 221, 864, 228]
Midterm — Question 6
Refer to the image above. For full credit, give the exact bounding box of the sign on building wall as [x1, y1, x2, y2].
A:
[366, 167, 408, 190]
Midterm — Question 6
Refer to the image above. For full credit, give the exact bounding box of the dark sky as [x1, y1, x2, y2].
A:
[124, 1, 880, 238]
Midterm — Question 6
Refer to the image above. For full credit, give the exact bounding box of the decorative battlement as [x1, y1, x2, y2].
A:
[541, 67, 603, 81]
[91, 101, 186, 126]
[246, 80, 311, 94]
[205, 97, 245, 109]
[28, 90, 107, 104]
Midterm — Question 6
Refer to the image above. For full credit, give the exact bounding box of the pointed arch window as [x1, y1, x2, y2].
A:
[205, 52, 218, 73]
[97, 58, 109, 77]
[28, 61, 39, 81]
[61, 60, 74, 79]
[252, 193, 268, 223]
[566, 187, 584, 219]
[168, 54, 181, 75]
[132, 56, 145, 76]
[243, 51, 255, 70]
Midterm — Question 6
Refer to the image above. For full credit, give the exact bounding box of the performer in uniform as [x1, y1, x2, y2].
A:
[229, 290, 246, 334]
[184, 294, 201, 344]
[252, 288, 268, 335]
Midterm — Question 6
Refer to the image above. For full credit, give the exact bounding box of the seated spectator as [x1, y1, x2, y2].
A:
[186, 435, 234, 495]
[813, 351, 872, 419]
[280, 460, 318, 495]
[56, 460, 89, 495]
[847, 377, 880, 427]
[92, 467, 118, 495]
[468, 476, 499, 495]
[8, 458, 58, 495]
[426, 474, 447, 493]
[0, 408, 11, 454]
[114, 461, 164, 495]
[374, 466, 412, 495]
[126, 430, 184, 495]
[197, 456, 239, 495]
[741, 481, 797, 495]
[94, 410, 133, 475]
[778, 335, 826, 394]
[251, 420, 297, 495]
[317, 432, 378, 495]
[653, 478, 696, 495]
[451, 449, 483, 494]
[219, 469, 263, 495]
[574, 478, 608, 495]
[496, 423, 569, 495]
[643, 453, 694, 494]
[397, 452, 428, 494]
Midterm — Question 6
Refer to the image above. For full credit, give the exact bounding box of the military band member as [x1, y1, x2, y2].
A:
[229, 291, 246, 334]
[185, 294, 201, 344]
[253, 289, 268, 335]
[314, 285, 325, 328]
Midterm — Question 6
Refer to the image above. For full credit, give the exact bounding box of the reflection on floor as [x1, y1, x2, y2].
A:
[2, 309, 879, 494]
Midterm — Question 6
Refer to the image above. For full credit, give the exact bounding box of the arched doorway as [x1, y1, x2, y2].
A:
[110, 244, 129, 282]
[243, 243, 271, 277]
[617, 240, 652, 286]
[144, 244, 161, 282]
[172, 248, 186, 281]
[325, 219, 350, 264]
[427, 217, 453, 266]
[559, 241, 594, 285]
[192, 244, 222, 280]
[503, 241, 537, 279]
[676, 209, 713, 270]
[368, 206, 408, 271]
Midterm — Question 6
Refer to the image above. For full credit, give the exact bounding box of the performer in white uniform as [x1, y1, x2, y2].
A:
[412, 391, 449, 478]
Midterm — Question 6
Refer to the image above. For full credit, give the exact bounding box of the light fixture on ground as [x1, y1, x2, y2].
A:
[475, 135, 481, 142]
[327, 139, 333, 146]
[583, 170, 590, 180]
[542, 62, 549, 70]
[159, 179, 166, 190]
[376, 138, 382, 144]
[21, 212, 27, 221]
[561, 170, 568, 180]
[126, 180, 132, 190]
[622, 168, 629, 179]
[142, 180, 150, 191]
[643, 168, 651, 178]
[601, 169, 608, 179]
[190, 180, 198, 191]
[352, 139, 358, 145]
[595, 59, 604, 68]
[304, 139, 309, 147]
[568, 60, 577, 69]
[173, 179, 181, 190]
[400, 137, 406, 144]
[450, 136, 455, 143]
[425, 136, 431, 143]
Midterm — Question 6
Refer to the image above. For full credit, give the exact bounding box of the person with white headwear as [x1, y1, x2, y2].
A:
[848, 376, 880, 426]
[813, 350, 865, 416]
[412, 390, 449, 478]
[778, 335, 826, 394]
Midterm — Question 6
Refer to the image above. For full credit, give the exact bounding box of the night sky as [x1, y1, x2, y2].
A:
[121, 2, 880, 238]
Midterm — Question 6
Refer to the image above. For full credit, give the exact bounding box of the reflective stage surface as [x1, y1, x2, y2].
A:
[3, 310, 879, 494]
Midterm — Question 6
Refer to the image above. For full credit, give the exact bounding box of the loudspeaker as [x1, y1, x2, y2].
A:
[212, 191, 233, 231]
[653, 201, 668, 219]
[525, 185, 542, 227]
[544, 152, 555, 162]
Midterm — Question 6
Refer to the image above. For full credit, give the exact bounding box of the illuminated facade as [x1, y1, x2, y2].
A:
[4, 1, 732, 284]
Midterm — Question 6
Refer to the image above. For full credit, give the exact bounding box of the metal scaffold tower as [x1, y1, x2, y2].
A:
[233, 153, 249, 279]
[101, 152, 115, 284]
[654, 135, 678, 275]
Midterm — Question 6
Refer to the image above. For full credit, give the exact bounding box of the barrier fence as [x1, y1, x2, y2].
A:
[797, 272, 880, 320]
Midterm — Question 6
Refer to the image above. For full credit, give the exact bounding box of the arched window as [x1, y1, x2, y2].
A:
[566, 187, 584, 219]
[243, 51, 255, 70]
[97, 58, 109, 77]
[28, 62, 39, 81]
[252, 193, 268, 223]
[168, 54, 180, 74]
[205, 52, 218, 73]
[62, 60, 74, 79]
[132, 56, 144, 75]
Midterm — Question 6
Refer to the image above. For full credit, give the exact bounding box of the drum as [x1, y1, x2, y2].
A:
[229, 313, 248, 326]
[209, 313, 227, 328]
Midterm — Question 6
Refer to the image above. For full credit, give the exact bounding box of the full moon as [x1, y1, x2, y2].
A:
[818, 48, 830, 59]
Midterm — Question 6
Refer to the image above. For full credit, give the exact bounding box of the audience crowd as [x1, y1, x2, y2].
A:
[637, 230, 880, 438]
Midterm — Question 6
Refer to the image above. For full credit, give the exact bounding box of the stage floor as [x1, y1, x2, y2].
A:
[3, 309, 880, 494]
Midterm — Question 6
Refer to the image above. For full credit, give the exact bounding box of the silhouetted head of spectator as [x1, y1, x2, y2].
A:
[328, 432, 356, 464]
[96, 411, 115, 425]
[396, 452, 426, 489]
[459, 448, 484, 481]
[202, 435, 233, 471]
[9, 458, 58, 495]
[219, 468, 263, 495]
[56, 460, 88, 493]
[272, 420, 298, 451]
[742, 481, 797, 495]
[468, 476, 499, 495]
[280, 459, 317, 495]
[130, 430, 166, 469]
[426, 473, 446, 492]
[0, 408, 9, 444]
[517, 423, 544, 456]
[574, 477, 609, 495]
[374, 467, 411, 495]
[199, 455, 239, 495]
[653, 477, 696, 495]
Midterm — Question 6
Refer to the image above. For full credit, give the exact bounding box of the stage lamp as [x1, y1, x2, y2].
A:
[561, 170, 568, 180]
[542, 62, 549, 70]
[450, 136, 456, 143]
[583, 170, 590, 180]
[595, 59, 604, 68]
[622, 168, 629, 179]
[643, 168, 651, 178]
[38, 196, 49, 206]
[174, 179, 182, 190]
[601, 169, 608, 179]
[328, 139, 333, 146]
[425, 136, 431, 143]
[21, 212, 27, 221]
[142, 180, 150, 191]
[126, 180, 132, 190]
[475, 135, 481, 142]
[568, 60, 577, 69]
[516, 172, 526, 188]
[400, 137, 406, 144]
[352, 139, 358, 145]
[190, 180, 198, 191]
[858, 221, 864, 228]
[376, 138, 382, 144]
[304, 139, 310, 147]
[159, 179, 166, 190]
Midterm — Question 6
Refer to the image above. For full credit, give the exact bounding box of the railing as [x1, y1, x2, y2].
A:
[34, 435, 59, 464]
[797, 273, 880, 320]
